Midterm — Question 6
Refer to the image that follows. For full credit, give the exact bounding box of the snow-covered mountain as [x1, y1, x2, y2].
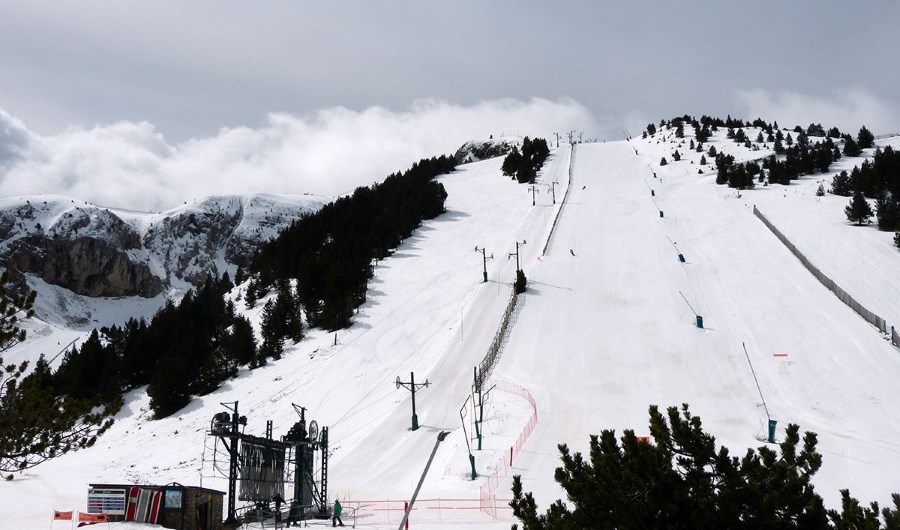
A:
[0, 193, 328, 319]
[7, 128, 900, 530]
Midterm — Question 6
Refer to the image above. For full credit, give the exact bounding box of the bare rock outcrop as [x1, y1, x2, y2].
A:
[8, 236, 164, 297]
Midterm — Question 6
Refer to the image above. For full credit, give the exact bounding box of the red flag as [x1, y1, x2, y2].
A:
[53, 510, 74, 520]
[77, 512, 108, 523]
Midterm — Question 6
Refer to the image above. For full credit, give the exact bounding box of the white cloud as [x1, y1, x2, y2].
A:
[0, 98, 599, 211]
[735, 88, 900, 136]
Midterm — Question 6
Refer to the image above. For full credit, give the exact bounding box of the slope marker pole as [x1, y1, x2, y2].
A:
[743, 342, 777, 442]
[678, 291, 703, 328]
[667, 236, 685, 262]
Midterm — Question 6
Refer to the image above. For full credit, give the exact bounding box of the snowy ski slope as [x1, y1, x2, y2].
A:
[9, 134, 900, 529]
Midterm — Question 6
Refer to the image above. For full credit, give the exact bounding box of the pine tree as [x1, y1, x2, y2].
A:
[845, 192, 874, 225]
[245, 277, 258, 307]
[514, 269, 527, 295]
[511, 404, 900, 529]
[502, 147, 522, 178]
[876, 196, 899, 231]
[147, 354, 192, 418]
[832, 171, 852, 196]
[55, 329, 120, 402]
[844, 137, 862, 157]
[0, 272, 35, 352]
[695, 124, 710, 143]
[225, 315, 257, 366]
[259, 299, 285, 361]
[660, 157, 668, 166]
[273, 281, 304, 343]
[857, 125, 875, 149]
[0, 279, 114, 472]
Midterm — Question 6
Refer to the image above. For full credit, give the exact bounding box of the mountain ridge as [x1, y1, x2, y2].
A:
[0, 192, 330, 301]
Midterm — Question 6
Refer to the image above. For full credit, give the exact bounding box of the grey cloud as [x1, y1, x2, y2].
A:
[0, 110, 33, 169]
[0, 98, 599, 211]
[735, 89, 900, 136]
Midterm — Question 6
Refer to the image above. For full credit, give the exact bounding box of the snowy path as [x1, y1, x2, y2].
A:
[495, 141, 900, 511]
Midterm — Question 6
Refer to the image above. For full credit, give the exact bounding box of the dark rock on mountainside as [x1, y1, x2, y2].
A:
[7, 235, 164, 297]
[454, 139, 516, 164]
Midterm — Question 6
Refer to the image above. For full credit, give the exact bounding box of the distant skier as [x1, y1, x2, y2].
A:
[570, 249, 576, 256]
[582, 185, 586, 190]
[333, 499, 344, 527]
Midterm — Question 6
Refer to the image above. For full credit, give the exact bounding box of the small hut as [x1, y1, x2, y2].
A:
[87, 482, 225, 530]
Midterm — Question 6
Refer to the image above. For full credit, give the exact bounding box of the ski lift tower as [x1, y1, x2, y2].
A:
[209, 402, 247, 525]
[282, 404, 330, 521]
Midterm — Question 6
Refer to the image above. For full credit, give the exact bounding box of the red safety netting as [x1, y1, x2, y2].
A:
[479, 379, 538, 518]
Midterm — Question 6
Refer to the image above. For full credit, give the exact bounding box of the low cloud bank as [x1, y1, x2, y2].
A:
[735, 89, 900, 137]
[0, 98, 599, 211]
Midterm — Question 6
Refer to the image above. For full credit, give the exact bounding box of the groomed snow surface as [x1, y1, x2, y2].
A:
[10, 133, 900, 530]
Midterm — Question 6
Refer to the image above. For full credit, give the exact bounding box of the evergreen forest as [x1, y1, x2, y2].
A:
[20, 154, 457, 420]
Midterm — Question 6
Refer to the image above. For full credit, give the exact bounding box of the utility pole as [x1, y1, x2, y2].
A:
[567, 130, 574, 145]
[549, 181, 558, 204]
[528, 184, 539, 206]
[578, 132, 583, 144]
[508, 239, 526, 271]
[474, 246, 493, 282]
[553, 132, 561, 148]
[396, 372, 430, 431]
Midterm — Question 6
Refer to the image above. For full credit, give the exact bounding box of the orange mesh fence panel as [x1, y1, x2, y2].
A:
[479, 379, 538, 518]
[348, 498, 503, 525]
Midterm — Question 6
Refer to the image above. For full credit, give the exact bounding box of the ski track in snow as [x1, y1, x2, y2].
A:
[7, 131, 900, 529]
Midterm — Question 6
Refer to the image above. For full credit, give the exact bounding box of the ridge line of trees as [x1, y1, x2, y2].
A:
[248, 154, 456, 330]
[6, 154, 457, 428]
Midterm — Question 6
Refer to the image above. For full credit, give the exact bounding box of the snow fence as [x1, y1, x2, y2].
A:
[753, 205, 891, 337]
[475, 288, 518, 392]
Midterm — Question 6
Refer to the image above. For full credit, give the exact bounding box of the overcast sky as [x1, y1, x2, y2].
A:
[1, 1, 898, 209]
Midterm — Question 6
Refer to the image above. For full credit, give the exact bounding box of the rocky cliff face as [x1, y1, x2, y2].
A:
[7, 235, 164, 297]
[0, 193, 328, 298]
[454, 138, 517, 164]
